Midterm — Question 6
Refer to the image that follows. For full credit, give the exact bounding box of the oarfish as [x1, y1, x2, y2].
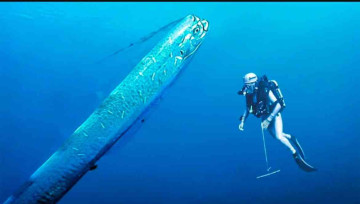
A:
[4, 14, 209, 204]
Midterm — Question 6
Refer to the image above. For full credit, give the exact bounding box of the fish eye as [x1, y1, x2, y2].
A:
[194, 27, 200, 34]
[180, 50, 184, 55]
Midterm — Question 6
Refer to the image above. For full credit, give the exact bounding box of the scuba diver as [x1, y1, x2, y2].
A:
[238, 73, 317, 172]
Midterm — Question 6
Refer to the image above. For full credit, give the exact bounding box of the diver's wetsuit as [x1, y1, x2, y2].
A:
[241, 87, 296, 154]
[239, 77, 317, 172]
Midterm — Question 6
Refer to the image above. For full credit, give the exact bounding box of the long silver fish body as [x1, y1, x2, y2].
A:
[5, 14, 209, 204]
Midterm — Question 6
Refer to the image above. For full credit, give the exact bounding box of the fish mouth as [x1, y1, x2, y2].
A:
[201, 19, 209, 32]
[192, 15, 209, 39]
[200, 19, 208, 38]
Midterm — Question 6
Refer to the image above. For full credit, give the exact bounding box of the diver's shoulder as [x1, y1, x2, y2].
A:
[268, 79, 279, 88]
[269, 79, 278, 85]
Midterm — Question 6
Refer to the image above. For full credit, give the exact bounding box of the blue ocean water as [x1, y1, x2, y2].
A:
[1, 2, 359, 204]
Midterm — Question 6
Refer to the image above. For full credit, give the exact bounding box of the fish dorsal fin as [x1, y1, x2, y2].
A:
[95, 18, 182, 64]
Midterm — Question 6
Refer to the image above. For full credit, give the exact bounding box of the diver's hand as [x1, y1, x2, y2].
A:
[261, 118, 271, 129]
[239, 122, 245, 131]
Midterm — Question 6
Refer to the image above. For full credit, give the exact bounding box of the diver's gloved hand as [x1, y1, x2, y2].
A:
[238, 122, 245, 131]
[261, 118, 272, 129]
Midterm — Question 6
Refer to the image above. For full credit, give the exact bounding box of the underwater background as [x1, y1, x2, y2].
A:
[0, 2, 359, 204]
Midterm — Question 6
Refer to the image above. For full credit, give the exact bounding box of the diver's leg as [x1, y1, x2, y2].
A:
[283, 133, 306, 159]
[267, 114, 296, 154]
[267, 115, 317, 172]
[266, 122, 277, 139]
[283, 133, 291, 139]
[279, 118, 306, 158]
[268, 122, 291, 140]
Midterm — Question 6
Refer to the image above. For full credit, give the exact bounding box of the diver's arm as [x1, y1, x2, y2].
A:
[239, 108, 249, 123]
[267, 90, 282, 122]
[239, 107, 249, 131]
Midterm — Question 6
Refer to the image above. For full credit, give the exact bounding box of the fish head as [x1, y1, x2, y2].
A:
[178, 15, 209, 59]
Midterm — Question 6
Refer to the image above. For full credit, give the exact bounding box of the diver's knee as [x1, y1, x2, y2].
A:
[283, 133, 291, 139]
[277, 134, 291, 142]
[275, 134, 283, 140]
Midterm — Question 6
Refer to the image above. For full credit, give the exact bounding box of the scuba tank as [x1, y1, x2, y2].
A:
[242, 75, 286, 118]
[259, 75, 286, 112]
[268, 79, 286, 109]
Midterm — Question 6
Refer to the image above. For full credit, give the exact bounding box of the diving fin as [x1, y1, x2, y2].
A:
[293, 152, 317, 172]
[290, 135, 305, 159]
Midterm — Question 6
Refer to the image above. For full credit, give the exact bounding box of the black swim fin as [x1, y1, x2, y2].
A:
[290, 135, 305, 159]
[293, 152, 317, 172]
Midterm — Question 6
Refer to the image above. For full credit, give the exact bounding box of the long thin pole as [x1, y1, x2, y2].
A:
[256, 169, 280, 179]
[261, 125, 270, 171]
[257, 124, 281, 179]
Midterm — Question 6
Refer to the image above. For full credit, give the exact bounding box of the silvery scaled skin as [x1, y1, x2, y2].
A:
[5, 14, 209, 204]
